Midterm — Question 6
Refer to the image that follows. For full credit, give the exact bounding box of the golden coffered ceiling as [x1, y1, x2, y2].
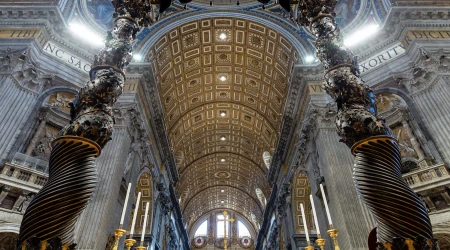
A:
[148, 17, 298, 230]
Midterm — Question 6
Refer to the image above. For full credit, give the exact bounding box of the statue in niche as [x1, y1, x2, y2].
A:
[31, 125, 58, 160]
[45, 92, 75, 113]
[123, 142, 139, 175]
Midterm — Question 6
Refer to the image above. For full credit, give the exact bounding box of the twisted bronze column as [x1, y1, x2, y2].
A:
[296, 1, 437, 249]
[17, 1, 144, 249]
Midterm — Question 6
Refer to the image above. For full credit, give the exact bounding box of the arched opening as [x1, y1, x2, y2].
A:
[128, 172, 153, 235]
[194, 220, 208, 237]
[262, 151, 271, 169]
[255, 188, 267, 208]
[292, 171, 313, 234]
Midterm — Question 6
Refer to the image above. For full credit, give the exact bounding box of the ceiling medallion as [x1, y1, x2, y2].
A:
[214, 171, 231, 179]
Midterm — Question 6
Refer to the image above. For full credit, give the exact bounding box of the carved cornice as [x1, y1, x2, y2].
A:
[126, 64, 180, 182]
[268, 70, 307, 183]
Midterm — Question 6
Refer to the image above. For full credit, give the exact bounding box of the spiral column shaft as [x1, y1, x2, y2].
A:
[352, 136, 432, 243]
[295, 0, 435, 247]
[18, 136, 100, 245]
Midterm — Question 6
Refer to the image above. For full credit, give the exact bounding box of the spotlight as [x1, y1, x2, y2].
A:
[219, 33, 227, 40]
[220, 158, 225, 162]
[305, 55, 315, 63]
[69, 22, 103, 46]
[220, 111, 226, 117]
[133, 54, 142, 61]
[221, 190, 225, 192]
[344, 23, 380, 47]
[219, 75, 227, 81]
[221, 200, 225, 203]
[220, 136, 226, 141]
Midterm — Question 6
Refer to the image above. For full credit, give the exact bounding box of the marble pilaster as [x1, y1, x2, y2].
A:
[73, 125, 132, 250]
[0, 77, 37, 163]
[411, 78, 450, 165]
[314, 127, 376, 250]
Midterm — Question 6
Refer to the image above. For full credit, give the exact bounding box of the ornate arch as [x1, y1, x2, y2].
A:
[128, 170, 154, 235]
[291, 171, 312, 234]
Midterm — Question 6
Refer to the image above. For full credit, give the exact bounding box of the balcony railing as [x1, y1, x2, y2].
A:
[0, 153, 49, 192]
[402, 163, 450, 192]
[10, 152, 48, 173]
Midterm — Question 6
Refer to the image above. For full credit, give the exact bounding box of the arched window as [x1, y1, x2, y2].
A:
[255, 188, 267, 208]
[262, 151, 271, 169]
[216, 213, 230, 238]
[194, 220, 208, 237]
[238, 221, 251, 237]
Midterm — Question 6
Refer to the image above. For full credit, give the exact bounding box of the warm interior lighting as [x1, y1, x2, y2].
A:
[344, 23, 380, 47]
[220, 111, 226, 117]
[220, 136, 226, 141]
[219, 75, 227, 81]
[69, 22, 104, 46]
[219, 33, 227, 40]
[221, 200, 225, 203]
[220, 158, 225, 162]
[221, 189, 225, 193]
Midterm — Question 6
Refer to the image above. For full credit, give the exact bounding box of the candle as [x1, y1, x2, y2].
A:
[320, 183, 333, 227]
[310, 194, 321, 237]
[300, 203, 310, 244]
[141, 202, 150, 243]
[120, 183, 132, 226]
[130, 192, 142, 236]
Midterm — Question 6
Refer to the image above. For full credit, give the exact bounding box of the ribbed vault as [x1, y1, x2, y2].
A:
[148, 17, 298, 230]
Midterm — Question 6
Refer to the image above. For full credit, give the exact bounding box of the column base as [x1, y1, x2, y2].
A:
[17, 237, 77, 250]
[376, 236, 439, 250]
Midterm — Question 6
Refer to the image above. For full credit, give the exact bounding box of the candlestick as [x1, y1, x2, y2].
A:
[315, 238, 326, 250]
[124, 238, 137, 250]
[320, 183, 333, 227]
[140, 202, 150, 243]
[309, 194, 321, 236]
[300, 203, 310, 243]
[120, 183, 132, 226]
[327, 228, 340, 250]
[112, 228, 127, 250]
[130, 192, 142, 236]
[305, 245, 314, 250]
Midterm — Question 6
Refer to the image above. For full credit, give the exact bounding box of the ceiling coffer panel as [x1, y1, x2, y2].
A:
[149, 17, 298, 226]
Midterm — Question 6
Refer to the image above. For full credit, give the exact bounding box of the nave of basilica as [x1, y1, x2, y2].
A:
[0, 0, 450, 250]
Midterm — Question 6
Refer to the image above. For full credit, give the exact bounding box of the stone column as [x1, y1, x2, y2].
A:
[0, 187, 11, 204]
[314, 125, 376, 250]
[440, 191, 450, 206]
[73, 124, 132, 250]
[0, 76, 38, 163]
[411, 78, 450, 165]
[12, 195, 26, 211]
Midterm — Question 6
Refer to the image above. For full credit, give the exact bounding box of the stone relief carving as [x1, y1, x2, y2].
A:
[11, 51, 54, 93]
[393, 49, 450, 93]
[375, 93, 431, 168]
